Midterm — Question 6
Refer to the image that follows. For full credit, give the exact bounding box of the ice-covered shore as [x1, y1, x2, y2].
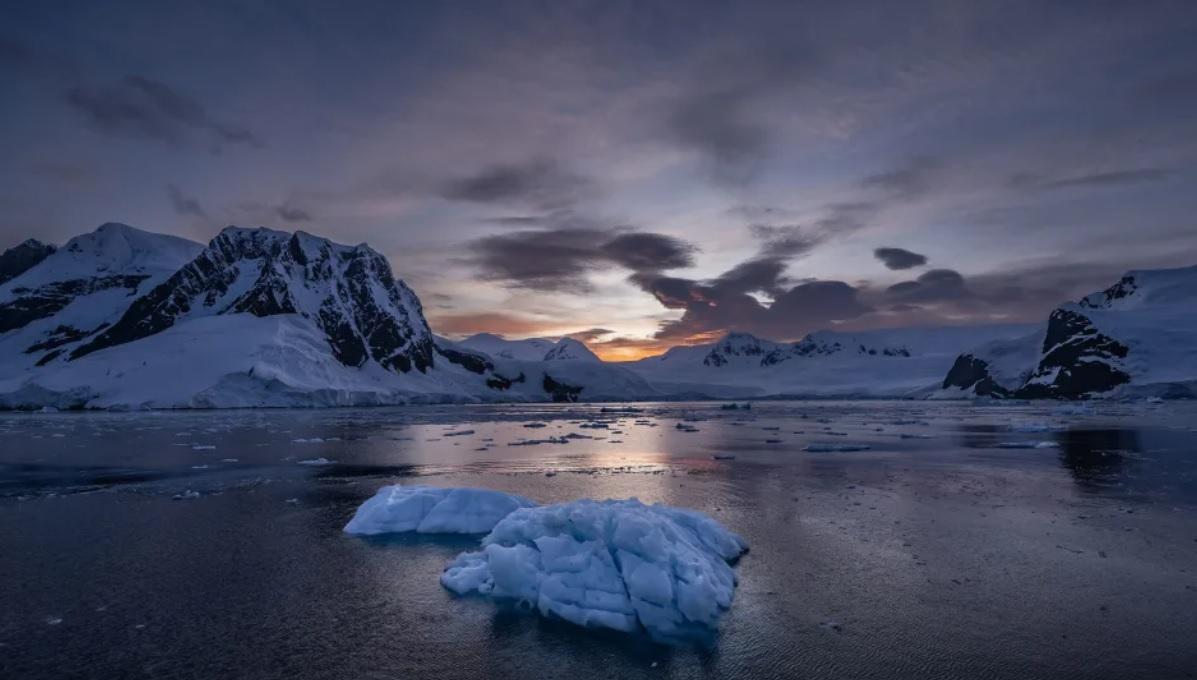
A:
[441, 498, 748, 640]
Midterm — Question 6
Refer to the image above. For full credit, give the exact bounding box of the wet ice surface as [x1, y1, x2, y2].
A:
[1, 400, 1196, 679]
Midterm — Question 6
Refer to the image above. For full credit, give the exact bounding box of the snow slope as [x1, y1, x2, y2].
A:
[441, 498, 748, 640]
[0, 223, 202, 379]
[625, 326, 1036, 398]
[456, 333, 557, 361]
[542, 337, 600, 362]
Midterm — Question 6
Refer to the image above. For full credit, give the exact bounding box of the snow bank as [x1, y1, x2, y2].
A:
[343, 485, 536, 535]
[440, 498, 748, 640]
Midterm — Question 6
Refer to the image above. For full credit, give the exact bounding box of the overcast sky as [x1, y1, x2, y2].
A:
[3, 0, 1196, 358]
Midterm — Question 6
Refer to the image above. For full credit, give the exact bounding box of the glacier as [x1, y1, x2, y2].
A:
[440, 498, 748, 641]
[343, 484, 536, 535]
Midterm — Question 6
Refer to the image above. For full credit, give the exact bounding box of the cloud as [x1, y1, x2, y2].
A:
[66, 75, 262, 149]
[599, 233, 696, 272]
[860, 156, 942, 200]
[276, 203, 312, 223]
[166, 184, 207, 218]
[440, 159, 592, 211]
[885, 268, 970, 303]
[465, 227, 697, 293]
[1011, 168, 1172, 192]
[874, 247, 928, 270]
[668, 90, 768, 185]
[429, 312, 557, 338]
[565, 327, 615, 343]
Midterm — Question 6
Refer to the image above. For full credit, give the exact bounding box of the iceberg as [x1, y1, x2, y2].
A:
[440, 498, 748, 640]
[343, 485, 536, 535]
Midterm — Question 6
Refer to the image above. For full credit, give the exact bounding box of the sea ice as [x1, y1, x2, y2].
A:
[440, 498, 748, 640]
[803, 443, 872, 452]
[344, 485, 536, 535]
[993, 440, 1059, 449]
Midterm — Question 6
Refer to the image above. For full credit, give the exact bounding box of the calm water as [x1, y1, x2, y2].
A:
[1, 401, 1195, 680]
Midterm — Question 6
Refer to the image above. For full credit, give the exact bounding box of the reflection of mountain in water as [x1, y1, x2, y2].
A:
[1057, 429, 1141, 493]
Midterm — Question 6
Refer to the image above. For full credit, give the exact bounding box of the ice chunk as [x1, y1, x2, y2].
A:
[993, 440, 1059, 449]
[441, 498, 748, 641]
[344, 485, 536, 535]
[803, 443, 871, 452]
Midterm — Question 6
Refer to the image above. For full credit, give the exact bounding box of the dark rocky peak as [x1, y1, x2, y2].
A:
[0, 239, 56, 286]
[1018, 308, 1130, 398]
[704, 332, 770, 366]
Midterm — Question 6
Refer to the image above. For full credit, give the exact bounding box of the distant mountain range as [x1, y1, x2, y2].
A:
[1, 223, 1192, 409]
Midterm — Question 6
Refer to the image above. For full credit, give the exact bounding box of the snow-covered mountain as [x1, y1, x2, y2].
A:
[0, 225, 657, 408]
[625, 325, 1035, 398]
[455, 333, 557, 361]
[0, 223, 203, 377]
[941, 265, 1197, 399]
[541, 337, 600, 362]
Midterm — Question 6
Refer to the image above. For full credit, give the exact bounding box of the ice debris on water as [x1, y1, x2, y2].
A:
[297, 457, 335, 466]
[803, 443, 872, 452]
[440, 498, 747, 641]
[993, 441, 1059, 449]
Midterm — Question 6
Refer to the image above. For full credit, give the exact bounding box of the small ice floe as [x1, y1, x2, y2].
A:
[898, 433, 933, 439]
[297, 457, 335, 466]
[220, 458, 239, 463]
[344, 484, 535, 535]
[190, 464, 210, 470]
[285, 498, 300, 504]
[804, 443, 872, 453]
[45, 616, 63, 626]
[191, 445, 216, 451]
[762, 426, 781, 431]
[580, 422, 610, 429]
[1010, 422, 1062, 433]
[443, 430, 476, 437]
[523, 422, 548, 429]
[712, 454, 736, 460]
[510, 437, 570, 446]
[292, 437, 324, 444]
[765, 439, 783, 444]
[172, 490, 201, 500]
[993, 441, 1059, 449]
[675, 423, 700, 433]
[441, 498, 748, 641]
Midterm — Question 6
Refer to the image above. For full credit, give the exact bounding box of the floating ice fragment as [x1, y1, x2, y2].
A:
[803, 443, 872, 452]
[297, 457, 335, 466]
[344, 485, 536, 535]
[441, 498, 747, 641]
[993, 441, 1059, 449]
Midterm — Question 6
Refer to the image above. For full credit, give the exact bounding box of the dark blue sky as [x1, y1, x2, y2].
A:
[3, 0, 1196, 358]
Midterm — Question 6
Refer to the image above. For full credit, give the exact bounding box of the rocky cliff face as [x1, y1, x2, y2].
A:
[70, 227, 436, 373]
[0, 239, 57, 286]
